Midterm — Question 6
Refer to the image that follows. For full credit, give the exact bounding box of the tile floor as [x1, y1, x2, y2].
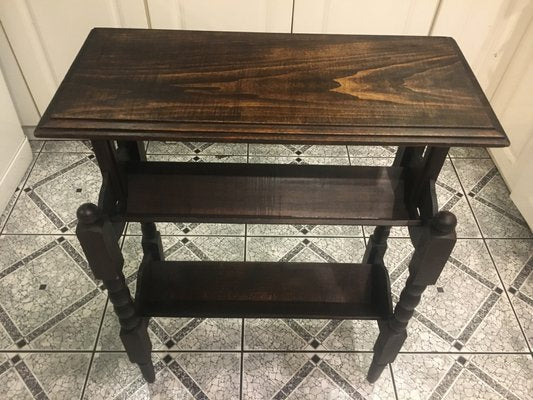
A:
[0, 140, 531, 399]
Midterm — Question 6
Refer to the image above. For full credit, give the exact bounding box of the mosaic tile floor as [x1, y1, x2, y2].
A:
[0, 140, 531, 399]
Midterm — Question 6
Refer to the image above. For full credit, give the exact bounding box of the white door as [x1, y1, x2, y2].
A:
[490, 19, 533, 229]
[0, 67, 32, 216]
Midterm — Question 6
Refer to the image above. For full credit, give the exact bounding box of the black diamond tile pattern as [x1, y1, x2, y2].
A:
[0, 142, 530, 399]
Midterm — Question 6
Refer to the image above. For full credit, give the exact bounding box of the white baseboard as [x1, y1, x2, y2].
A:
[0, 137, 32, 216]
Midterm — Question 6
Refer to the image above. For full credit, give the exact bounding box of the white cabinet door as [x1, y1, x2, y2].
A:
[0, 0, 148, 114]
[147, 0, 292, 32]
[490, 19, 533, 229]
[293, 0, 439, 34]
[0, 68, 32, 217]
[431, 0, 533, 99]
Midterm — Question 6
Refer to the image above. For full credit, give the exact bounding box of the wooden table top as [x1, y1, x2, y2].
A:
[35, 28, 508, 147]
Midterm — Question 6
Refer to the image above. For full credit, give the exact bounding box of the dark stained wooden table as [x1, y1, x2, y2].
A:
[35, 28, 509, 384]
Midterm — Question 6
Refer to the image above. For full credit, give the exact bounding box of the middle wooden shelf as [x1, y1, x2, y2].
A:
[122, 162, 417, 225]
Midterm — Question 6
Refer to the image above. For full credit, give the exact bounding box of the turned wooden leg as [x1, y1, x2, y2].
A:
[76, 203, 155, 383]
[367, 211, 457, 383]
[363, 226, 391, 265]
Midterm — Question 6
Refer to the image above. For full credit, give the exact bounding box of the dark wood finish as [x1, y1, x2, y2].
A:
[123, 161, 416, 225]
[135, 261, 392, 319]
[35, 30, 495, 383]
[35, 29, 508, 147]
[76, 203, 155, 382]
[115, 140, 165, 262]
[367, 211, 457, 382]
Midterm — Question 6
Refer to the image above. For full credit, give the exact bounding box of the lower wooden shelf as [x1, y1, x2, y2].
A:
[135, 260, 393, 319]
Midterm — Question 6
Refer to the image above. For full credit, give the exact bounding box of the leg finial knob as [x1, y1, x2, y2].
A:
[76, 203, 101, 224]
[431, 211, 457, 235]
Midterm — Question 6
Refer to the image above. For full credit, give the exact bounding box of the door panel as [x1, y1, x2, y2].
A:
[489, 18, 533, 228]
[293, 0, 439, 35]
[147, 0, 292, 32]
[431, 0, 533, 98]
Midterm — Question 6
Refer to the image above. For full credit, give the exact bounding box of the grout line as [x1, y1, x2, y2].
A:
[290, 0, 296, 34]
[449, 157, 533, 354]
[1, 349, 531, 355]
[80, 296, 109, 400]
[389, 364, 400, 400]
[239, 223, 248, 398]
[428, 0, 443, 36]
[143, 0, 152, 29]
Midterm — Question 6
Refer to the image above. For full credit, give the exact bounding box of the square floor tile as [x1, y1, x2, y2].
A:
[0, 236, 101, 350]
[0, 352, 90, 399]
[41, 140, 92, 153]
[246, 236, 366, 263]
[242, 352, 395, 399]
[84, 352, 240, 399]
[393, 354, 533, 400]
[453, 159, 531, 238]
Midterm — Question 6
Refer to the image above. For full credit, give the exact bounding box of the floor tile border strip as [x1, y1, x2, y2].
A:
[466, 361, 521, 400]
[456, 291, 500, 345]
[282, 319, 313, 343]
[412, 310, 455, 344]
[59, 239, 97, 285]
[14, 359, 49, 399]
[168, 358, 209, 399]
[308, 242, 338, 263]
[26, 288, 100, 343]
[148, 319, 171, 345]
[428, 361, 462, 400]
[0, 359, 10, 376]
[0, 302, 24, 343]
[468, 166, 498, 196]
[273, 360, 314, 400]
[318, 360, 366, 400]
[440, 193, 461, 212]
[316, 320, 343, 343]
[26, 190, 64, 229]
[473, 196, 529, 229]
[435, 179, 460, 196]
[509, 256, 533, 291]
[388, 254, 412, 285]
[172, 318, 206, 344]
[30, 156, 90, 190]
[516, 291, 533, 307]
[448, 256, 497, 290]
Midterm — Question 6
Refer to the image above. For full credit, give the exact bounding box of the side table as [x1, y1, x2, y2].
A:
[34, 28, 509, 383]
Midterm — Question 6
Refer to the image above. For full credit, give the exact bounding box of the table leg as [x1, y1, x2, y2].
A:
[363, 226, 391, 265]
[141, 222, 164, 261]
[76, 203, 155, 383]
[367, 211, 457, 383]
[116, 140, 165, 262]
